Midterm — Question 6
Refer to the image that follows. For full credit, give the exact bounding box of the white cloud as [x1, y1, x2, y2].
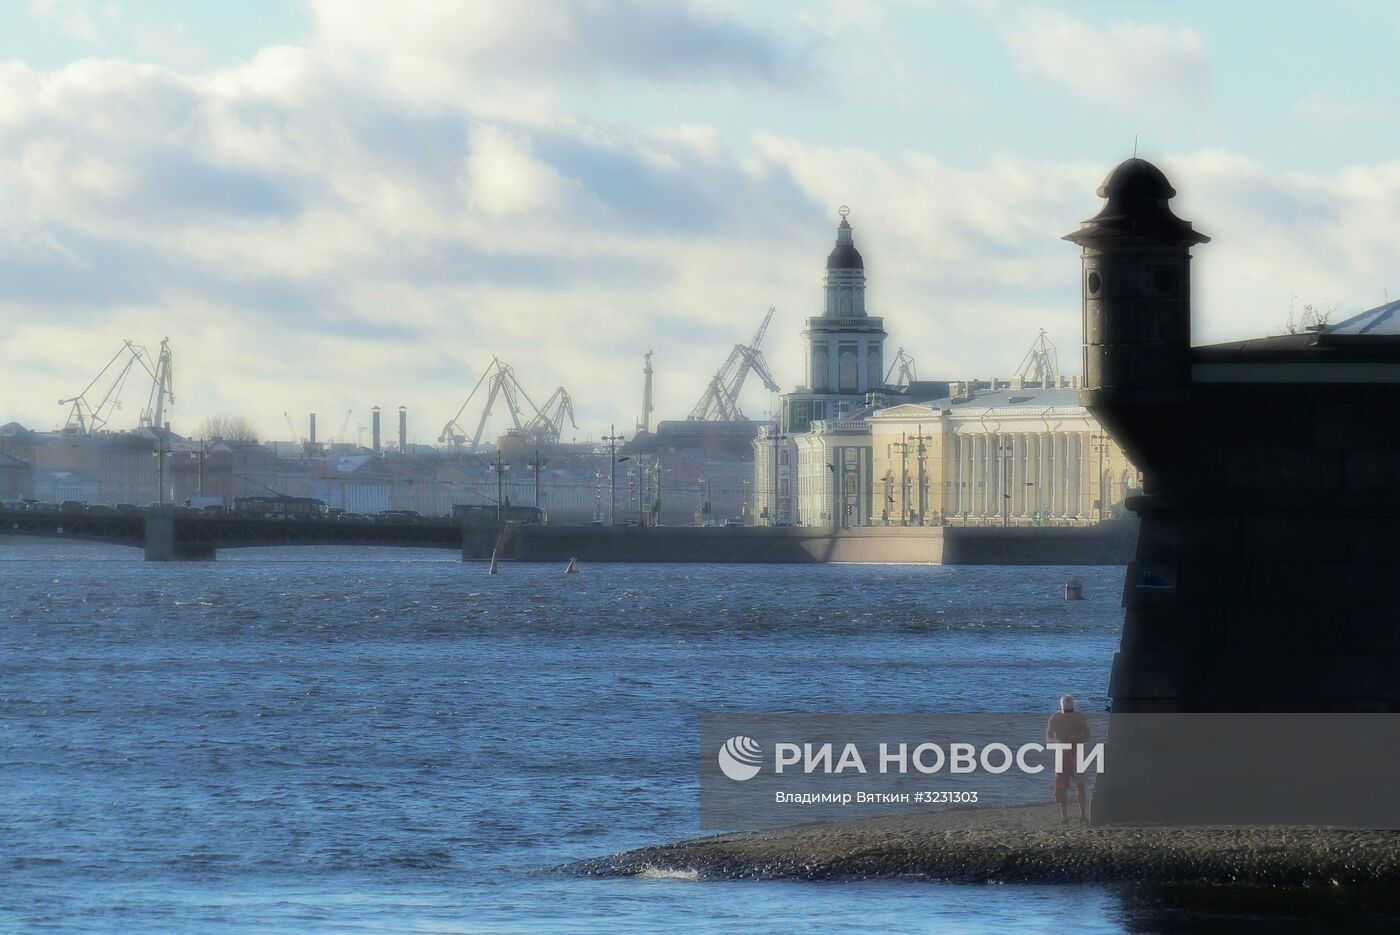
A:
[1292, 90, 1394, 128]
[461, 125, 577, 219]
[27, 0, 104, 43]
[1003, 9, 1207, 107]
[306, 0, 819, 105]
[3, 7, 1400, 443]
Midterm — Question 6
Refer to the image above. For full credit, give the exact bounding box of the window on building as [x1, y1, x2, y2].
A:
[839, 347, 858, 392]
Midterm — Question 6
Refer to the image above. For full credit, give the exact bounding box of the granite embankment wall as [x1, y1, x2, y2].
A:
[463, 520, 1137, 565]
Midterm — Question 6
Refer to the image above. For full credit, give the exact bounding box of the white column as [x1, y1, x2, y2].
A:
[1080, 433, 1091, 518]
[981, 435, 992, 517]
[1040, 433, 1051, 517]
[1030, 434, 1039, 517]
[1011, 434, 1023, 517]
[1067, 433, 1080, 517]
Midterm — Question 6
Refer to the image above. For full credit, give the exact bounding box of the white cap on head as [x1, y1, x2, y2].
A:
[1061, 694, 1075, 712]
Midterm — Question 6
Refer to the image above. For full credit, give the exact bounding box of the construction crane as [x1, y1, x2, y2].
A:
[884, 347, 917, 391]
[523, 387, 577, 445]
[439, 356, 575, 448]
[1016, 330, 1060, 385]
[687, 307, 781, 421]
[57, 338, 173, 435]
[139, 338, 174, 430]
[636, 350, 654, 435]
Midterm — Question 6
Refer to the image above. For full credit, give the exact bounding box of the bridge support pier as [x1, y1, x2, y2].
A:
[461, 521, 500, 562]
[143, 508, 215, 561]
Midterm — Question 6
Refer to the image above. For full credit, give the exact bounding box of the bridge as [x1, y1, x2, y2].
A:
[1, 505, 1136, 564]
[0, 507, 468, 561]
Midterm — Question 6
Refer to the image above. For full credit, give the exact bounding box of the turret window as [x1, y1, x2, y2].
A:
[1086, 271, 1103, 295]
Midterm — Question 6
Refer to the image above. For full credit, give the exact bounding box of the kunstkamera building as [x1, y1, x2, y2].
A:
[753, 209, 1138, 528]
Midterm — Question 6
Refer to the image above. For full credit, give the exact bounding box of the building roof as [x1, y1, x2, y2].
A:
[934, 385, 1084, 415]
[1194, 303, 1400, 362]
[1320, 300, 1400, 343]
[1063, 157, 1210, 248]
[827, 216, 864, 270]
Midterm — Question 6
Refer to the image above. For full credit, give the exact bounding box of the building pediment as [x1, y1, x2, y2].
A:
[871, 403, 941, 419]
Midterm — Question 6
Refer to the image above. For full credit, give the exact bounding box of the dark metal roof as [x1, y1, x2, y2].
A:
[1063, 157, 1210, 248]
[827, 218, 864, 269]
[1193, 331, 1400, 363]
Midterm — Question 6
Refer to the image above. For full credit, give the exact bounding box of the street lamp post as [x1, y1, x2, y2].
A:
[888, 434, 910, 526]
[603, 425, 624, 525]
[528, 449, 547, 509]
[655, 456, 664, 525]
[997, 436, 1012, 528]
[1091, 432, 1112, 522]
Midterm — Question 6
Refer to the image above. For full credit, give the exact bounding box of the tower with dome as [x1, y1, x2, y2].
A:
[779, 206, 889, 435]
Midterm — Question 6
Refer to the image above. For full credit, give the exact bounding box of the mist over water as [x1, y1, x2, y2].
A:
[2, 544, 1390, 933]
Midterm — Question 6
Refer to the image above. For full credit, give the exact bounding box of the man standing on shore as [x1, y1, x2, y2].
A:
[1047, 694, 1091, 825]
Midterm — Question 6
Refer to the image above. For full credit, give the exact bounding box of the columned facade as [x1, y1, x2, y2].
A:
[868, 383, 1135, 527]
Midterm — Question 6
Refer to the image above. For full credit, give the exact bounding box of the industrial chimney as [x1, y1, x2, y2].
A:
[398, 406, 407, 454]
[309, 413, 317, 447]
[372, 406, 381, 453]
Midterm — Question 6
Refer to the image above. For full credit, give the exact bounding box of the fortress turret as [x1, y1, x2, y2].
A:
[1063, 158, 1209, 404]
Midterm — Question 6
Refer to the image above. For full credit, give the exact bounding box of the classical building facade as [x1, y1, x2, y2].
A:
[869, 380, 1136, 526]
[753, 209, 1140, 529]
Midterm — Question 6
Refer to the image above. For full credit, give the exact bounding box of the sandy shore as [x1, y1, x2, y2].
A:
[563, 804, 1400, 886]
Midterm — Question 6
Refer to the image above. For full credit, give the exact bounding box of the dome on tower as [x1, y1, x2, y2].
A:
[1097, 157, 1176, 200]
[827, 208, 864, 270]
[1064, 157, 1208, 247]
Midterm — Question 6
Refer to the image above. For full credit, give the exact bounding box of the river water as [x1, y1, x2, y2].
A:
[2, 543, 1395, 933]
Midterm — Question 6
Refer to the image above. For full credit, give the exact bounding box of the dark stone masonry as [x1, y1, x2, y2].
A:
[1067, 157, 1400, 822]
[1067, 157, 1400, 716]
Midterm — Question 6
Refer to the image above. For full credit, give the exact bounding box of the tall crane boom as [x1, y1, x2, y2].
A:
[884, 347, 916, 391]
[1015, 330, 1060, 385]
[439, 356, 576, 448]
[687, 306, 781, 421]
[523, 387, 577, 445]
[57, 338, 173, 436]
[139, 337, 174, 429]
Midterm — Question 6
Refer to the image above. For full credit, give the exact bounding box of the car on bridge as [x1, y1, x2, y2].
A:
[59, 501, 87, 514]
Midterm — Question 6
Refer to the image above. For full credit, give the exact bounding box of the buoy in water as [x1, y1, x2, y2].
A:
[565, 558, 579, 574]
[1064, 577, 1084, 601]
[489, 549, 499, 575]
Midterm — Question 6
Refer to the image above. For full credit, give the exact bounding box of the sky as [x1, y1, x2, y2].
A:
[5, 0, 1400, 443]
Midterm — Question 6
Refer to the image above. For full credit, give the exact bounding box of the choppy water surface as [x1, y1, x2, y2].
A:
[2, 543, 1394, 933]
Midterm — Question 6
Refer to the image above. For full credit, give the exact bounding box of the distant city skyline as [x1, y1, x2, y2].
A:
[5, 1, 1400, 441]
